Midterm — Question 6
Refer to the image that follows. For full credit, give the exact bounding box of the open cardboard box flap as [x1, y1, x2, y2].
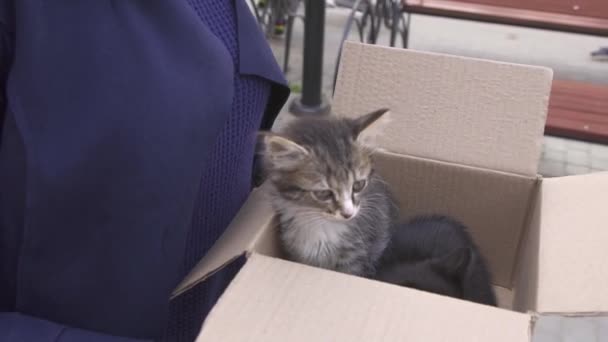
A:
[512, 171, 608, 316]
[333, 42, 552, 177]
[534, 172, 608, 313]
[196, 254, 533, 342]
[173, 42, 608, 340]
[173, 183, 276, 297]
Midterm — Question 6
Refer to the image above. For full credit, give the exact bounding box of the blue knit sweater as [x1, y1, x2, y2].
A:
[164, 1, 271, 340]
[0, 0, 287, 340]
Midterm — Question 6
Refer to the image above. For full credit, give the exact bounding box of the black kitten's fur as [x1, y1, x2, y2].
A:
[376, 215, 497, 306]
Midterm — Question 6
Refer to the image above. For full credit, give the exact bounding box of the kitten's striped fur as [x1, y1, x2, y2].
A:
[258, 109, 397, 277]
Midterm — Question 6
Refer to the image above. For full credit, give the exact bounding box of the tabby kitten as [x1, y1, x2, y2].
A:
[257, 109, 397, 277]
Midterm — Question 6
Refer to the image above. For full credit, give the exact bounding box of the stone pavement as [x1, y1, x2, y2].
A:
[533, 314, 608, 342]
[542, 136, 608, 176]
[262, 4, 608, 178]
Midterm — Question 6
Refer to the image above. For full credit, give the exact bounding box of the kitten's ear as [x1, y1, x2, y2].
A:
[350, 108, 391, 145]
[431, 248, 472, 277]
[257, 132, 309, 171]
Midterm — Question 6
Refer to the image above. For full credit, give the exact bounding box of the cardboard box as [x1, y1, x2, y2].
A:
[173, 42, 608, 341]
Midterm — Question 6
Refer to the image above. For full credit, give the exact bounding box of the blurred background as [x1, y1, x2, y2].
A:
[247, 0, 608, 178]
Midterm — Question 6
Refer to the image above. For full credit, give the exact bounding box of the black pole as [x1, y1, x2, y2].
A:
[290, 0, 331, 116]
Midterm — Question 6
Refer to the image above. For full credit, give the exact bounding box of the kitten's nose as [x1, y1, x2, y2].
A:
[340, 208, 355, 219]
[340, 211, 353, 219]
[340, 199, 356, 219]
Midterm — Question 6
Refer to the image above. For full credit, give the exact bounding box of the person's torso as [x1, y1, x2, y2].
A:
[0, 0, 286, 338]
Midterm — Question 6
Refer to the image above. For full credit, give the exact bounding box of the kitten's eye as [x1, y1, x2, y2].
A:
[280, 186, 305, 200]
[352, 180, 367, 193]
[312, 190, 333, 201]
[285, 186, 303, 193]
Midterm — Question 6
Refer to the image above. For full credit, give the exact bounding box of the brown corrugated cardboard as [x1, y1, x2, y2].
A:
[197, 254, 532, 342]
[171, 42, 608, 340]
[512, 172, 608, 314]
[374, 151, 537, 286]
[512, 180, 542, 313]
[172, 184, 276, 298]
[333, 42, 552, 177]
[535, 173, 608, 313]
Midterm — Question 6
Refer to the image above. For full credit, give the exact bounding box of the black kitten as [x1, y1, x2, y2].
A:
[375, 215, 497, 306]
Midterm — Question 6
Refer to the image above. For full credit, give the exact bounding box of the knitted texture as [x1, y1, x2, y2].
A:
[163, 1, 271, 340]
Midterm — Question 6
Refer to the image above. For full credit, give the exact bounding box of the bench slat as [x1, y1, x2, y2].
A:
[545, 116, 608, 143]
[551, 79, 608, 98]
[445, 0, 608, 20]
[550, 80, 608, 114]
[550, 96, 608, 116]
[549, 108, 608, 125]
[545, 80, 608, 143]
[404, 0, 608, 36]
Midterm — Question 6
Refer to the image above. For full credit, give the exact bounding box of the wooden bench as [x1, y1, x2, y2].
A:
[546, 80, 608, 143]
[394, 0, 608, 143]
[401, 0, 608, 37]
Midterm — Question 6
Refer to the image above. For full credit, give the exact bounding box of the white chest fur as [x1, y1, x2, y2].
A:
[281, 215, 350, 269]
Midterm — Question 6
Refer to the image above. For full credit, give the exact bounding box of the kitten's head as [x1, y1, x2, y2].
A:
[376, 248, 471, 299]
[258, 108, 389, 221]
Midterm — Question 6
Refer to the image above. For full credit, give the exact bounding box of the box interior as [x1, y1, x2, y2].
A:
[243, 150, 540, 313]
[173, 150, 539, 312]
[238, 154, 608, 316]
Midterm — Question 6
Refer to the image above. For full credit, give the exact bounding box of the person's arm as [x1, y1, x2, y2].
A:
[0, 313, 151, 342]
